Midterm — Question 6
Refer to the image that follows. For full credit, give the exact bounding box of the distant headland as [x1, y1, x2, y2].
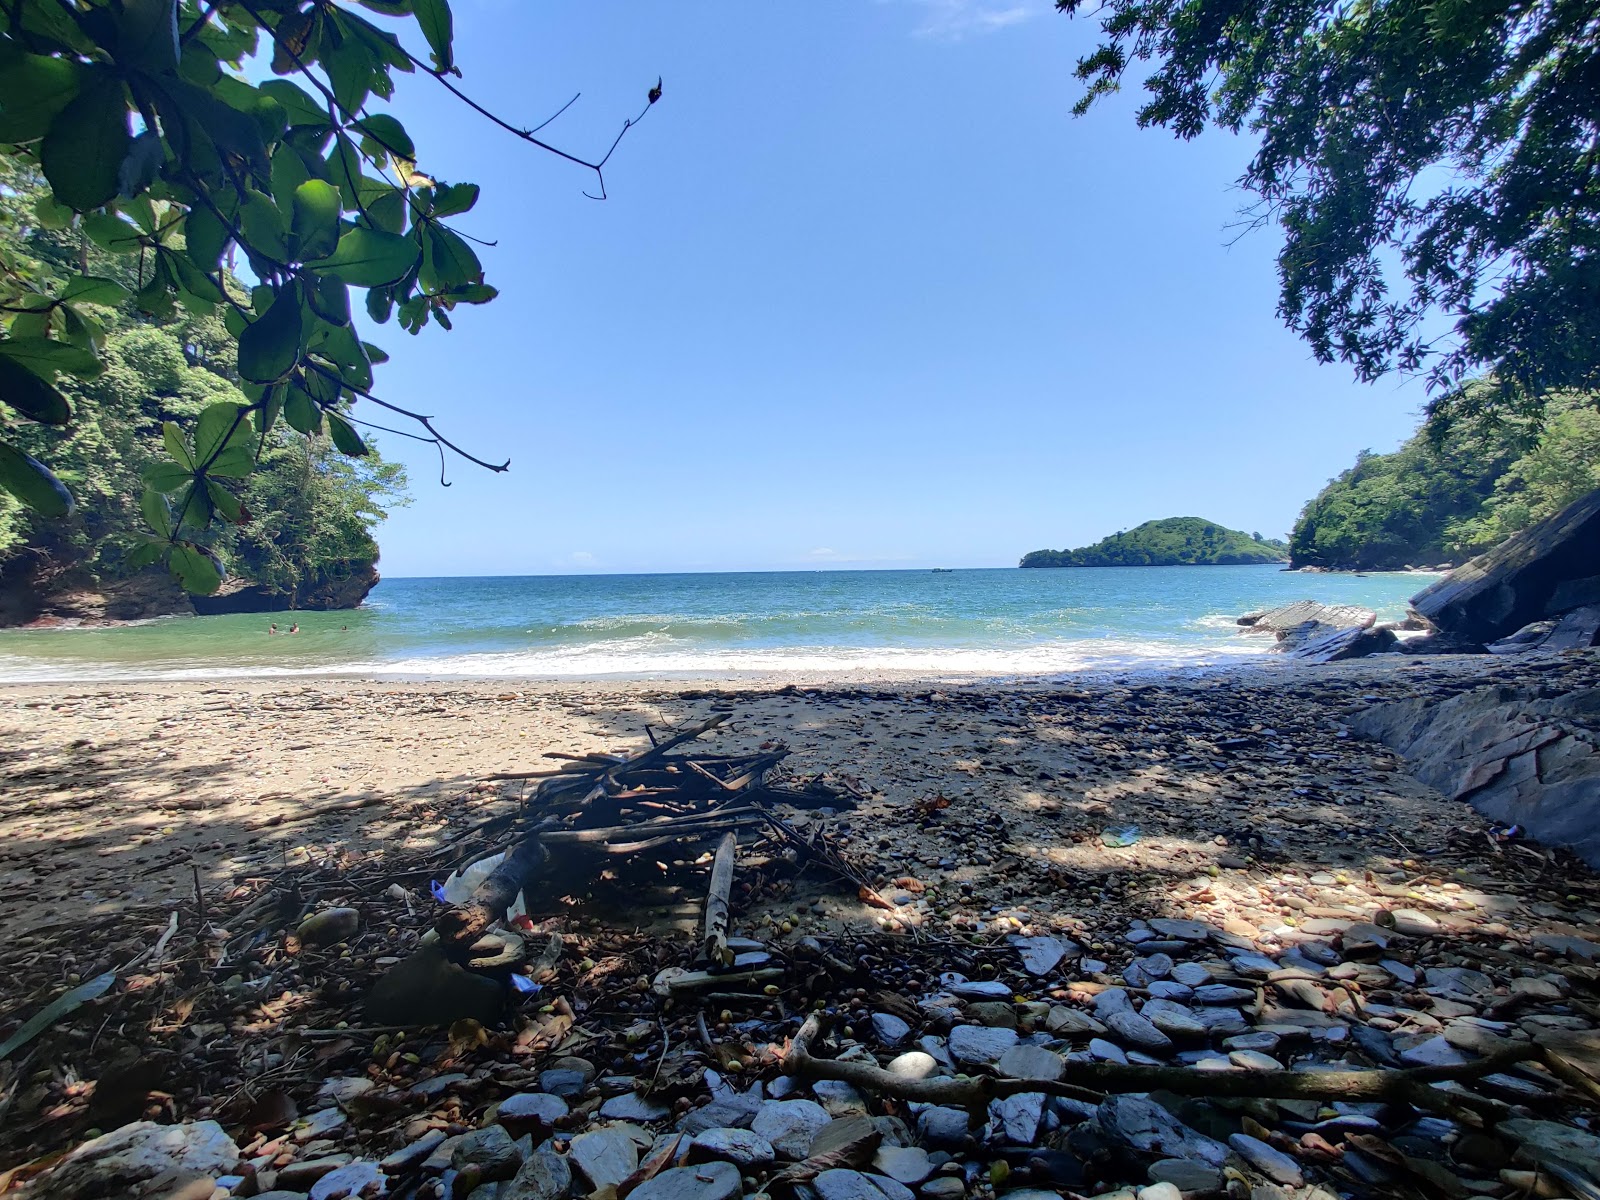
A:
[1020, 517, 1289, 568]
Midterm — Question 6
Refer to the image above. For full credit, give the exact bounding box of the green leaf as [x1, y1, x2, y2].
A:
[364, 341, 390, 364]
[352, 113, 414, 159]
[431, 182, 479, 217]
[413, 0, 455, 72]
[0, 355, 71, 424]
[238, 190, 289, 264]
[33, 191, 75, 230]
[82, 212, 143, 254]
[142, 460, 191, 492]
[235, 291, 304, 383]
[115, 0, 181, 72]
[0, 440, 74, 517]
[59, 276, 130, 307]
[291, 180, 342, 260]
[259, 80, 331, 131]
[448, 283, 498, 305]
[168, 543, 225, 594]
[420, 223, 482, 292]
[166, 252, 227, 307]
[326, 409, 369, 456]
[182, 206, 229, 270]
[284, 384, 323, 434]
[366, 285, 394, 324]
[270, 144, 313, 213]
[323, 30, 375, 114]
[163, 422, 194, 469]
[193, 401, 252, 466]
[141, 486, 173, 537]
[308, 225, 419, 287]
[0, 49, 84, 143]
[39, 68, 131, 210]
[208, 445, 256, 478]
[307, 275, 352, 326]
[0, 337, 102, 380]
[124, 539, 164, 570]
[0, 972, 115, 1062]
[256, 387, 284, 436]
[205, 479, 244, 522]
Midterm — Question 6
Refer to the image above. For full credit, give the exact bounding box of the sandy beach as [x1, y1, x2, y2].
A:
[5, 652, 1597, 945]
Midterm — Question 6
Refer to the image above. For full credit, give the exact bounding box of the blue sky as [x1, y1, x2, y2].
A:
[355, 0, 1432, 576]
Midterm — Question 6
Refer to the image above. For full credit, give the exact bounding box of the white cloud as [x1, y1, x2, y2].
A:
[905, 0, 1035, 40]
[807, 547, 839, 559]
[569, 550, 597, 565]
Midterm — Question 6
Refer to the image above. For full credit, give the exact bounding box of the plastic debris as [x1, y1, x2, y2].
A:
[1101, 826, 1141, 848]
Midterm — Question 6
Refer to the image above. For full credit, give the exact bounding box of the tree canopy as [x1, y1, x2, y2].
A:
[1021, 517, 1288, 567]
[1289, 393, 1600, 570]
[1056, 0, 1600, 423]
[0, 0, 655, 593]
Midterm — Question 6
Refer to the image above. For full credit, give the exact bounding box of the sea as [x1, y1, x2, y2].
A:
[0, 565, 1438, 683]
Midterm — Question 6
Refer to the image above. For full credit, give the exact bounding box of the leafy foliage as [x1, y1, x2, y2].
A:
[1056, 0, 1600, 421]
[0, 0, 655, 593]
[1288, 394, 1600, 570]
[0, 160, 407, 609]
[1021, 517, 1288, 567]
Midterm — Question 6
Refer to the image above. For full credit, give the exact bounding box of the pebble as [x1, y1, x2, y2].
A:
[919, 1179, 965, 1200]
[997, 1043, 1066, 1081]
[297, 907, 360, 946]
[1089, 1038, 1129, 1063]
[812, 1168, 916, 1200]
[1221, 1032, 1280, 1053]
[916, 1106, 971, 1148]
[1147, 1158, 1224, 1194]
[751, 1099, 831, 1159]
[689, 1127, 775, 1168]
[947, 1025, 1018, 1066]
[873, 1146, 933, 1185]
[567, 1126, 640, 1191]
[451, 1125, 523, 1180]
[1227, 1049, 1284, 1071]
[873, 1012, 913, 1046]
[1105, 1010, 1174, 1053]
[1170, 963, 1212, 987]
[600, 1093, 671, 1122]
[1192, 984, 1255, 1005]
[886, 1051, 940, 1080]
[379, 1131, 444, 1175]
[496, 1092, 569, 1134]
[1227, 1133, 1303, 1186]
[308, 1161, 387, 1200]
[503, 1149, 572, 1200]
[629, 1161, 742, 1200]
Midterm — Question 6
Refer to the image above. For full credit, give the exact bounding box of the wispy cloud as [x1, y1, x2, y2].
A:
[905, 0, 1035, 40]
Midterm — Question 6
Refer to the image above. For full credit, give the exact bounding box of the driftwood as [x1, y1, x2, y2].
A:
[782, 1013, 1544, 1121]
[703, 832, 738, 967]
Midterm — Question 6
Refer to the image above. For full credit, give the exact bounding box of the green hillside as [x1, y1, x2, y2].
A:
[1021, 518, 1288, 568]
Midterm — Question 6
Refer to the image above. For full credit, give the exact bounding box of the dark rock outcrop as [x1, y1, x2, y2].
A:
[190, 560, 379, 616]
[1352, 684, 1600, 868]
[1242, 600, 1378, 636]
[1410, 486, 1600, 643]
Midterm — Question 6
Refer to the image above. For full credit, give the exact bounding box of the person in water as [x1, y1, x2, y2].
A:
[288, 623, 300, 634]
[268, 623, 278, 635]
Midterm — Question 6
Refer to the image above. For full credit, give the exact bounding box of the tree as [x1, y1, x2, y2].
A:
[1056, 0, 1600, 424]
[0, 0, 656, 592]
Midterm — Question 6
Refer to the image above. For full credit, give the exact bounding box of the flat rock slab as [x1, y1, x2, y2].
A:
[872, 1145, 933, 1185]
[997, 1043, 1065, 1081]
[811, 1168, 915, 1200]
[1099, 1096, 1228, 1166]
[629, 1162, 741, 1200]
[751, 1099, 831, 1159]
[1010, 935, 1078, 975]
[29, 1120, 241, 1200]
[568, 1126, 640, 1191]
[947, 1024, 1018, 1066]
[690, 1128, 775, 1168]
[1228, 1133, 1304, 1186]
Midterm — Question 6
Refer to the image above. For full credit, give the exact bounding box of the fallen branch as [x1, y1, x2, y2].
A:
[704, 832, 738, 967]
[782, 1014, 1543, 1119]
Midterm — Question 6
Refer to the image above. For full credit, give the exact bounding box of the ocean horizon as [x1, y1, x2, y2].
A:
[0, 564, 1437, 683]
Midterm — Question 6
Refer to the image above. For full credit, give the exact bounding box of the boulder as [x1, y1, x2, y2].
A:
[1242, 600, 1377, 637]
[1285, 624, 1397, 663]
[1410, 486, 1600, 642]
[28, 1120, 240, 1199]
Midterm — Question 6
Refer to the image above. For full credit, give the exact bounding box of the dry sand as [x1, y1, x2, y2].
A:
[4, 652, 1597, 949]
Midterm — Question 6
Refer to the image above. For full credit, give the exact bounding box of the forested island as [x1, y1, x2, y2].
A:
[0, 165, 407, 626]
[1290, 393, 1599, 571]
[1020, 517, 1288, 567]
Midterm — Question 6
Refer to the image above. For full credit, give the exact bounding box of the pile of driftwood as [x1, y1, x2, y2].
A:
[431, 714, 871, 971]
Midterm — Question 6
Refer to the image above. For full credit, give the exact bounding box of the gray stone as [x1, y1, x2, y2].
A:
[1222, 1032, 1280, 1054]
[380, 1131, 445, 1174]
[873, 1012, 912, 1046]
[1149, 919, 1211, 941]
[537, 1068, 589, 1098]
[1140, 999, 1207, 1040]
[873, 1146, 933, 1185]
[1227, 1050, 1284, 1071]
[1424, 966, 1496, 1000]
[678, 1093, 762, 1134]
[30, 1120, 242, 1200]
[298, 906, 360, 946]
[1011, 935, 1077, 975]
[1147, 981, 1195, 1002]
[1170, 963, 1212, 987]
[1229, 954, 1280, 978]
[751, 1098, 832, 1159]
[1380, 959, 1417, 985]
[600, 1092, 671, 1122]
[1138, 1184, 1184, 1200]
[814, 1079, 869, 1116]
[452, 1125, 523, 1181]
[568, 1125, 640, 1191]
[1092, 988, 1135, 1017]
[1136, 953, 1175, 980]
[919, 1180, 965, 1200]
[1089, 1038, 1129, 1063]
[886, 1051, 939, 1080]
[496, 1092, 569, 1134]
[1045, 1006, 1106, 1036]
[1148, 1158, 1224, 1194]
[1498, 1118, 1600, 1179]
[309, 1161, 388, 1200]
[997, 1043, 1065, 1081]
[276, 1157, 353, 1191]
[1398, 1035, 1471, 1068]
[947, 1024, 1018, 1066]
[629, 1161, 741, 1200]
[990, 1092, 1044, 1143]
[1099, 1096, 1228, 1166]
[813, 1168, 916, 1200]
[943, 978, 1013, 1000]
[1227, 1133, 1303, 1185]
[502, 1149, 572, 1200]
[690, 1127, 775, 1168]
[916, 1106, 971, 1148]
[1193, 984, 1254, 1005]
[1192, 1008, 1250, 1036]
[1105, 1010, 1173, 1053]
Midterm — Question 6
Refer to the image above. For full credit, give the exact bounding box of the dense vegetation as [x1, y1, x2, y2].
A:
[1056, 0, 1600, 428]
[1289, 396, 1600, 570]
[0, 162, 407, 621]
[1021, 517, 1288, 568]
[0, 0, 653, 594]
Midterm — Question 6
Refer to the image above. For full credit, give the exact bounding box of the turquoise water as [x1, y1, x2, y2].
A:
[0, 566, 1436, 682]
